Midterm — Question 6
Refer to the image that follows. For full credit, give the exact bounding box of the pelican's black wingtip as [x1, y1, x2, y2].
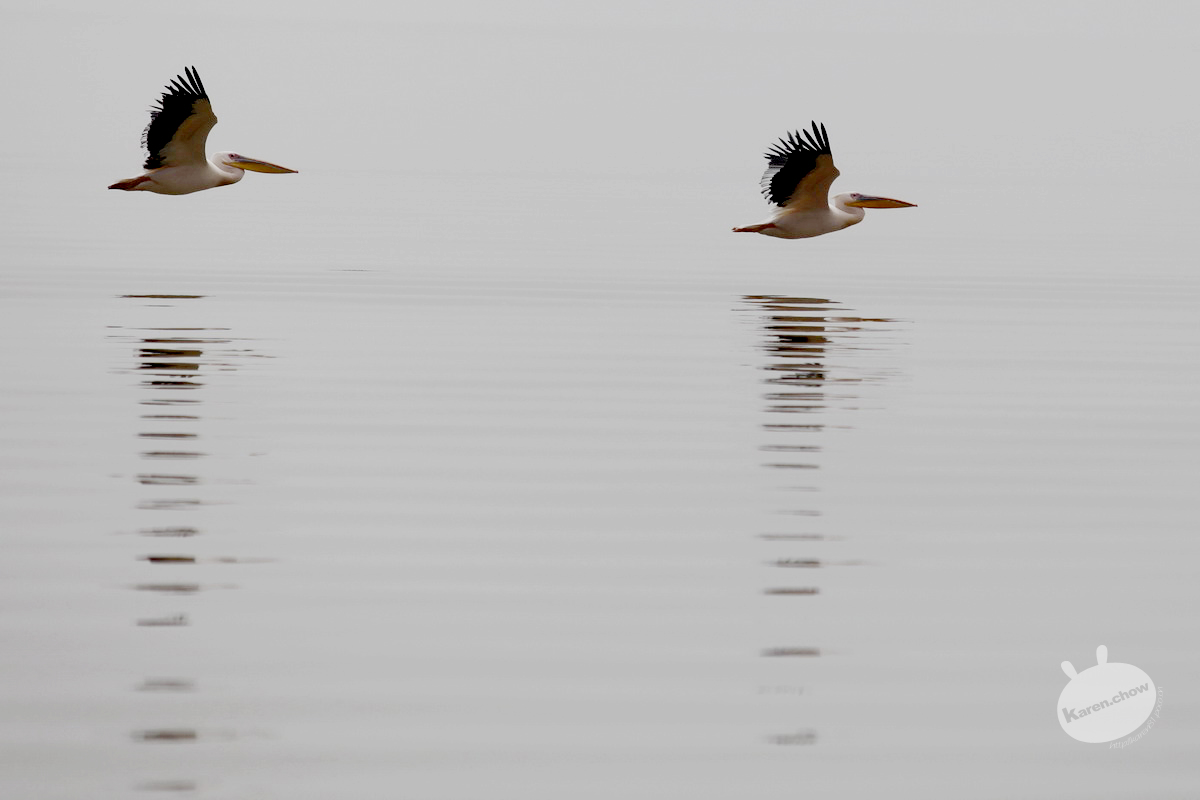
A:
[163, 66, 207, 100]
[184, 66, 206, 96]
[762, 121, 832, 162]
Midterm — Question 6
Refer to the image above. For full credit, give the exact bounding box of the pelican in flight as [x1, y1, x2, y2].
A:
[109, 67, 296, 195]
[733, 122, 914, 238]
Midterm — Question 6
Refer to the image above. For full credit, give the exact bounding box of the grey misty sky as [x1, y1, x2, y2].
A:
[0, 0, 1196, 270]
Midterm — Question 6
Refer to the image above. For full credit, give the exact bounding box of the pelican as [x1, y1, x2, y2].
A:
[109, 67, 296, 195]
[733, 122, 914, 238]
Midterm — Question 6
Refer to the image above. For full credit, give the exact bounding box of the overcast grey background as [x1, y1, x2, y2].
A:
[1, 1, 1198, 798]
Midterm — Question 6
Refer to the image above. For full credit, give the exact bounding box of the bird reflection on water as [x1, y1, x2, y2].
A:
[744, 294, 901, 746]
[107, 294, 275, 790]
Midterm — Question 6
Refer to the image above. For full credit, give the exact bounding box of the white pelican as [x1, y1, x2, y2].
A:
[733, 122, 914, 238]
[109, 67, 296, 195]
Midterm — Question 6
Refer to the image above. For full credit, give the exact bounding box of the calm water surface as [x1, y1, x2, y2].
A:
[2, 216, 1196, 796]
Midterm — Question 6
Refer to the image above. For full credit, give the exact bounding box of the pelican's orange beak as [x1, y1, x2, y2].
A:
[224, 155, 297, 174]
[844, 195, 916, 209]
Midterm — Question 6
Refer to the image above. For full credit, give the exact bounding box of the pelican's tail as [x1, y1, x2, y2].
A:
[108, 175, 153, 191]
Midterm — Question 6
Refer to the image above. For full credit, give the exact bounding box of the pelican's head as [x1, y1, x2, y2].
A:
[840, 192, 916, 209]
[217, 152, 298, 174]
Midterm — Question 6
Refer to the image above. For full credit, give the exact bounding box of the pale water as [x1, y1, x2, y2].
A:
[1, 2, 1198, 798]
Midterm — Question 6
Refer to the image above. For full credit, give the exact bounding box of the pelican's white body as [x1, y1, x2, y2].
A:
[750, 194, 867, 239]
[119, 153, 246, 195]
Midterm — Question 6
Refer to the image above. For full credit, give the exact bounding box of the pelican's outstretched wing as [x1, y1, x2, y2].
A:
[141, 67, 217, 170]
[760, 122, 839, 212]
